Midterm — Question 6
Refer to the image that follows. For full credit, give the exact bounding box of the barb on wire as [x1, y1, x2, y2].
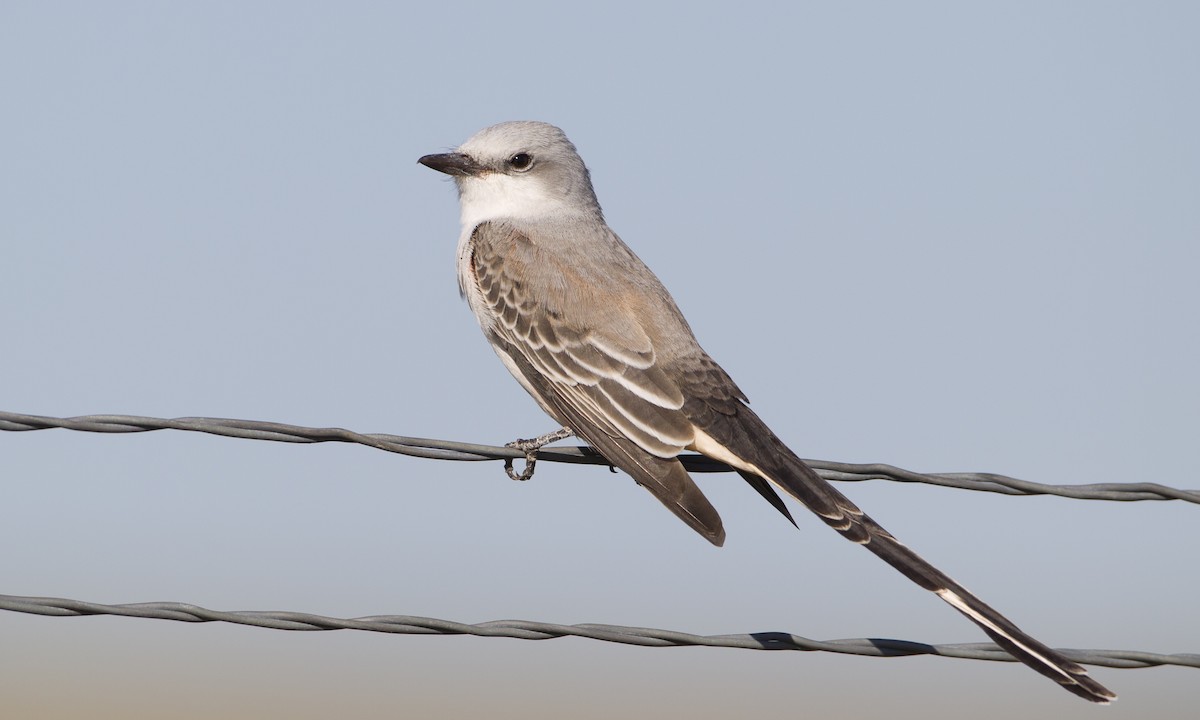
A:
[2, 410, 1197, 504]
[1, 594, 1194, 670]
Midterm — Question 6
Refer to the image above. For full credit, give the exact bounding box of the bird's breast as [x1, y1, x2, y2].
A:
[455, 224, 496, 332]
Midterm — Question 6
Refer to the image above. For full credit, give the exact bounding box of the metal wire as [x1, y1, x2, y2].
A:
[1, 593, 1194, 670]
[3, 410, 1197, 503]
[4, 409, 1197, 674]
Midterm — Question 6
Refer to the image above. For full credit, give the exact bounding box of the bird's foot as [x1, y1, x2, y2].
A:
[503, 427, 574, 481]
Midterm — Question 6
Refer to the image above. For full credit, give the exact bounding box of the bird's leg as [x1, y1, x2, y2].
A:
[503, 427, 574, 481]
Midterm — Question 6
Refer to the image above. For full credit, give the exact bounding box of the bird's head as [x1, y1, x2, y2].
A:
[419, 121, 603, 228]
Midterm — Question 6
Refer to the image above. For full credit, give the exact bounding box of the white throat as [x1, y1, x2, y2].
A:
[457, 173, 576, 232]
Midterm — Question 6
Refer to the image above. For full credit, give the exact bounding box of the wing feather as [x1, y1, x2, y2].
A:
[471, 221, 695, 454]
[467, 221, 735, 540]
[465, 219, 793, 541]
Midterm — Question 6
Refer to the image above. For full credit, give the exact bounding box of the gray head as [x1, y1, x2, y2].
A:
[418, 121, 603, 227]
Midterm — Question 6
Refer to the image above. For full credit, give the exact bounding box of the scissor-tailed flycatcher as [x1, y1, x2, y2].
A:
[419, 121, 1114, 703]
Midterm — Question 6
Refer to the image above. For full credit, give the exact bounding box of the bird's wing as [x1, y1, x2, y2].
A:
[467, 220, 727, 544]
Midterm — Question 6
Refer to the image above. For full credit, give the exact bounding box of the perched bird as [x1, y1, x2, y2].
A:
[418, 120, 1114, 703]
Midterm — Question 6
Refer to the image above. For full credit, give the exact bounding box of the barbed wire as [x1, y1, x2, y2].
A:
[2, 411, 1197, 503]
[1, 593, 1195, 670]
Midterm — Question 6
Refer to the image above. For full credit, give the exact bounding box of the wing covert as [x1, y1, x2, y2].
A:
[469, 221, 694, 458]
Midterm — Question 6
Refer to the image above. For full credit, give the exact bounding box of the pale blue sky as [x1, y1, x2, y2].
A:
[2, 2, 1197, 718]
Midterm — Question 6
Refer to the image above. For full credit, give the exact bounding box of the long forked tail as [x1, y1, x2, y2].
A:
[855, 511, 1115, 703]
[695, 409, 1117, 703]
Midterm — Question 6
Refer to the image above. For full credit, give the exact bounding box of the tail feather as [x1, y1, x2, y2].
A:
[736, 470, 797, 527]
[696, 403, 1116, 703]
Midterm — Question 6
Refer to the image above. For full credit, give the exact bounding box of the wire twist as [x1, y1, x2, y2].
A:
[3, 411, 1196, 503]
[2, 594, 1195, 670]
[3, 409, 1197, 673]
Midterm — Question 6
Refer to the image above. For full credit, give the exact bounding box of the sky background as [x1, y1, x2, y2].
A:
[2, 2, 1197, 718]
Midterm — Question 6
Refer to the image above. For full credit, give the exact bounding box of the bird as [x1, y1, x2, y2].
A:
[418, 120, 1115, 703]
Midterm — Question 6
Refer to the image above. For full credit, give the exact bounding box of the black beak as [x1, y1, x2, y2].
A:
[417, 152, 484, 177]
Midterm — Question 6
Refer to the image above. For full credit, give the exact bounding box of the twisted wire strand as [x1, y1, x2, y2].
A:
[4, 410, 1197, 671]
[2, 410, 1196, 503]
[2, 594, 1195, 670]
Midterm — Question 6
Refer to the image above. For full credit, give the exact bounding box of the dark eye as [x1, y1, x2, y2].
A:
[508, 152, 533, 170]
